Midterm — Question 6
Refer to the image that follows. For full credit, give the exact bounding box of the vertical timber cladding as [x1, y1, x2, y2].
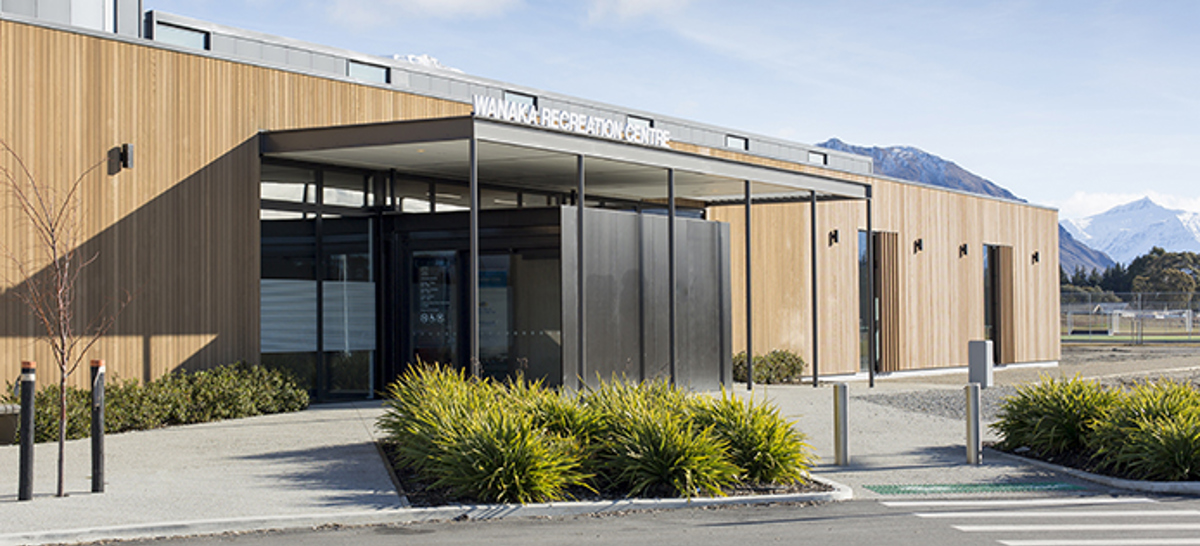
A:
[0, 19, 470, 387]
[711, 175, 1060, 375]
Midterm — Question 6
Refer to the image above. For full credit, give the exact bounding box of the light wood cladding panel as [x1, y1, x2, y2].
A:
[0, 20, 470, 387]
[875, 231, 902, 373]
[711, 177, 1061, 375]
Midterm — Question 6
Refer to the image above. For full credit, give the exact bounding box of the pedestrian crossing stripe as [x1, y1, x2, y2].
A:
[917, 510, 1200, 519]
[865, 482, 1086, 495]
[882, 497, 1156, 508]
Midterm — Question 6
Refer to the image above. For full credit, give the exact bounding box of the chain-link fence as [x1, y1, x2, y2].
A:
[1062, 292, 1200, 343]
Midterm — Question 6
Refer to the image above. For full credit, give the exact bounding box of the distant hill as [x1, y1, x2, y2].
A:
[817, 138, 1022, 201]
[816, 138, 1116, 274]
[1062, 197, 1200, 265]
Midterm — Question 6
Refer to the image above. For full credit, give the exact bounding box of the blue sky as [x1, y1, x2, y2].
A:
[144, 0, 1199, 219]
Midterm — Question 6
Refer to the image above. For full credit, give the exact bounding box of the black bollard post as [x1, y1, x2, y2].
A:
[90, 359, 105, 493]
[18, 361, 35, 501]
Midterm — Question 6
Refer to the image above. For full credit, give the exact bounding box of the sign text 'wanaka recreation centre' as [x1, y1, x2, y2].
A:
[473, 95, 671, 148]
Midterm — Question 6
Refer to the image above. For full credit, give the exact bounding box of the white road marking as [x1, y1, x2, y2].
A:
[958, 523, 1200, 532]
[916, 510, 1200, 519]
[999, 539, 1200, 546]
[881, 497, 1157, 508]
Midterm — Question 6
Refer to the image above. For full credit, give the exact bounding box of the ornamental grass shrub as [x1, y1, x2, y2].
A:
[995, 376, 1200, 482]
[732, 350, 806, 384]
[1089, 380, 1200, 480]
[992, 375, 1119, 456]
[4, 362, 309, 442]
[690, 388, 815, 484]
[377, 364, 816, 504]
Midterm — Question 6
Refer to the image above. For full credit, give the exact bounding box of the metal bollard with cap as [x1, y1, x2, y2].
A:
[19, 361, 35, 501]
[834, 383, 849, 466]
[966, 382, 982, 464]
[91, 359, 106, 493]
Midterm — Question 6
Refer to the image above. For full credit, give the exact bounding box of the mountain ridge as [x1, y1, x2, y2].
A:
[816, 138, 1114, 273]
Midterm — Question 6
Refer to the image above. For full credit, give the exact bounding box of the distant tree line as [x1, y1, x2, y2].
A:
[1061, 247, 1200, 303]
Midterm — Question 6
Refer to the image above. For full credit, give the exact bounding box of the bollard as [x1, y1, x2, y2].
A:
[966, 383, 982, 465]
[18, 361, 35, 501]
[834, 383, 849, 466]
[91, 360, 105, 493]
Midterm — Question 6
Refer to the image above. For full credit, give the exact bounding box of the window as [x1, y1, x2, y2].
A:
[725, 135, 748, 151]
[504, 91, 537, 107]
[348, 60, 389, 84]
[808, 151, 828, 165]
[155, 23, 209, 50]
[626, 116, 653, 129]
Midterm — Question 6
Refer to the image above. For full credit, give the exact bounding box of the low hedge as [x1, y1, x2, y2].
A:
[994, 376, 1200, 481]
[377, 364, 815, 504]
[4, 362, 309, 443]
[732, 350, 807, 384]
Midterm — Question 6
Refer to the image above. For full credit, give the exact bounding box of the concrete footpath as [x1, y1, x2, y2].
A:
[2, 350, 1193, 545]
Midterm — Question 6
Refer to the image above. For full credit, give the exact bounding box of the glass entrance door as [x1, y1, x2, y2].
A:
[410, 250, 460, 367]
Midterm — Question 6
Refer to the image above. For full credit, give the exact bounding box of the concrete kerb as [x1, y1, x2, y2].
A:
[0, 476, 853, 546]
[984, 447, 1200, 496]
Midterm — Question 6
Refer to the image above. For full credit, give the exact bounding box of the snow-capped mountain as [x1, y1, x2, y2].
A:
[817, 138, 1115, 273]
[1061, 197, 1200, 265]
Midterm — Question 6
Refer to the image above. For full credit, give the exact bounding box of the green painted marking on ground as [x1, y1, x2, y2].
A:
[864, 482, 1086, 495]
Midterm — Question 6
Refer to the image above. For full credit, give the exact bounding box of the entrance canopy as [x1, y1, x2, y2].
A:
[260, 116, 870, 204]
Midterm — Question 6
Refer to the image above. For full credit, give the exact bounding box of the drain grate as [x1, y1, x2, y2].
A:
[864, 482, 1086, 495]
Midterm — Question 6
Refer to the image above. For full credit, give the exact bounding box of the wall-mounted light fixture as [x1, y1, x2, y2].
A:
[1032, 250, 1040, 264]
[913, 238, 924, 253]
[107, 143, 134, 176]
[959, 243, 969, 257]
[829, 229, 839, 246]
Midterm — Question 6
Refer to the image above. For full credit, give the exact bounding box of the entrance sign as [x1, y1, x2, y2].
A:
[473, 95, 671, 148]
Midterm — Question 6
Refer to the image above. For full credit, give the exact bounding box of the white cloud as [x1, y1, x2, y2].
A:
[588, 0, 694, 21]
[328, 0, 521, 26]
[1052, 190, 1200, 220]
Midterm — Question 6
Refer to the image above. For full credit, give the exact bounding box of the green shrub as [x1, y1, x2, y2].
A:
[1107, 412, 1200, 481]
[9, 363, 309, 443]
[426, 406, 590, 504]
[1090, 380, 1200, 477]
[732, 350, 807, 384]
[992, 375, 1119, 455]
[606, 407, 740, 498]
[690, 389, 814, 484]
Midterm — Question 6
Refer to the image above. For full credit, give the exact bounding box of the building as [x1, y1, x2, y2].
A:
[0, 2, 1060, 400]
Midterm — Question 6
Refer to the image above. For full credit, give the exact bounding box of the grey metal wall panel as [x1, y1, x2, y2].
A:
[115, 0, 139, 36]
[311, 53, 343, 75]
[37, 0, 70, 24]
[559, 207, 729, 389]
[286, 47, 313, 69]
[410, 73, 431, 92]
[391, 69, 410, 89]
[234, 37, 264, 60]
[209, 33, 237, 55]
[69, 0, 102, 30]
[2, 0, 37, 17]
[449, 80, 470, 101]
[430, 75, 451, 96]
[261, 43, 287, 64]
[559, 208, 579, 388]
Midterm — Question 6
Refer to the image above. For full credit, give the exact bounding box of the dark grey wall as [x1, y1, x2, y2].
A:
[561, 207, 731, 391]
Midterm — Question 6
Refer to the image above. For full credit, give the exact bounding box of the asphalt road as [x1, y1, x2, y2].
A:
[153, 495, 1200, 546]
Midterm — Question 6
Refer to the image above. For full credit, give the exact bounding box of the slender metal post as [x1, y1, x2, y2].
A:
[91, 359, 105, 493]
[18, 361, 35, 501]
[966, 383, 982, 464]
[667, 169, 677, 385]
[744, 180, 753, 391]
[834, 383, 849, 466]
[866, 194, 875, 388]
[576, 155, 586, 388]
[811, 191, 819, 387]
[469, 137, 480, 375]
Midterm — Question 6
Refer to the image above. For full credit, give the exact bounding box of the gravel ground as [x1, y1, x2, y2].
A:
[857, 386, 1017, 423]
[855, 344, 1200, 423]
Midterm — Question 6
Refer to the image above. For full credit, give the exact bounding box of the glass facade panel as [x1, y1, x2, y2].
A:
[434, 184, 470, 212]
[322, 217, 375, 395]
[348, 60, 389, 84]
[156, 23, 208, 50]
[481, 188, 520, 210]
[323, 171, 368, 208]
[411, 251, 460, 366]
[261, 164, 316, 205]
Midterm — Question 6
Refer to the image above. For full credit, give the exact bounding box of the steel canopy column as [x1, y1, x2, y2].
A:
[744, 180, 753, 391]
[469, 137, 480, 375]
[811, 191, 820, 387]
[576, 155, 586, 389]
[667, 169, 677, 385]
[867, 191, 876, 388]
